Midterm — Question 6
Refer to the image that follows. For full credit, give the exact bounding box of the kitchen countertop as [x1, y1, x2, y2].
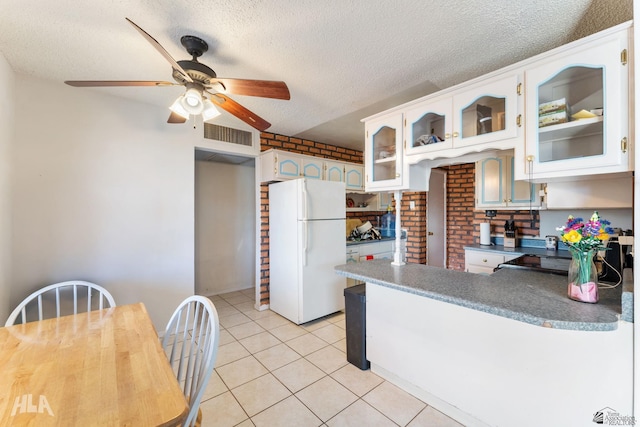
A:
[335, 260, 631, 331]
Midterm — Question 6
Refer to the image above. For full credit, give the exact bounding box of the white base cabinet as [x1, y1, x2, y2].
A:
[366, 283, 633, 427]
[464, 249, 520, 274]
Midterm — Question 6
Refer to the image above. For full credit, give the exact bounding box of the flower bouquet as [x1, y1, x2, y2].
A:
[557, 212, 613, 303]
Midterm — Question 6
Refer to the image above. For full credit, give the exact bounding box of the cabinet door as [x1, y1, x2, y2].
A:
[301, 157, 323, 180]
[325, 160, 345, 183]
[523, 30, 629, 179]
[365, 114, 404, 190]
[476, 156, 541, 209]
[405, 97, 453, 154]
[344, 164, 364, 191]
[454, 73, 521, 149]
[506, 157, 540, 208]
[275, 151, 302, 179]
[476, 157, 506, 208]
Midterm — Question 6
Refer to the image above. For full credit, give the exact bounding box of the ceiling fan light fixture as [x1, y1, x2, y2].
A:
[180, 86, 204, 114]
[202, 99, 221, 121]
[169, 96, 190, 119]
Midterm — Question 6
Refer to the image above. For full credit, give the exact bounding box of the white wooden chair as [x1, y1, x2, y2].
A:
[162, 296, 220, 427]
[5, 280, 116, 326]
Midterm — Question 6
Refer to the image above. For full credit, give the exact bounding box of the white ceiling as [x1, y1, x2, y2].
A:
[0, 0, 632, 152]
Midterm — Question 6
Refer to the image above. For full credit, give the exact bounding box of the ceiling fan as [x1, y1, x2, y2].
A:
[65, 18, 290, 131]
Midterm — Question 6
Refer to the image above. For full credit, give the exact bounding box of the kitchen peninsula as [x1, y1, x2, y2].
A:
[335, 261, 633, 427]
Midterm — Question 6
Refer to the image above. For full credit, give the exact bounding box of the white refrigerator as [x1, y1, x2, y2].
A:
[269, 178, 346, 324]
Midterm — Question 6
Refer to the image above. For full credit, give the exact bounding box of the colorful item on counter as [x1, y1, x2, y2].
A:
[557, 211, 614, 304]
[557, 211, 613, 252]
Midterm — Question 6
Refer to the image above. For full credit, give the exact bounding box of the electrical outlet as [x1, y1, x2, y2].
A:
[409, 201, 416, 210]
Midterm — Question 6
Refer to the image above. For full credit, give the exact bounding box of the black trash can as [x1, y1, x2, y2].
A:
[343, 284, 369, 370]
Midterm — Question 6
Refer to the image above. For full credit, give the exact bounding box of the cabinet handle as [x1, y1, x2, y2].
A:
[517, 83, 522, 96]
[508, 199, 512, 203]
[396, 173, 400, 178]
[516, 114, 522, 127]
[622, 137, 628, 153]
[482, 259, 487, 263]
[621, 49, 628, 65]
[445, 133, 451, 139]
[453, 132, 459, 138]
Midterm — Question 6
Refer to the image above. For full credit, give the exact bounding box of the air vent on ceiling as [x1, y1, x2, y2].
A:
[204, 123, 252, 147]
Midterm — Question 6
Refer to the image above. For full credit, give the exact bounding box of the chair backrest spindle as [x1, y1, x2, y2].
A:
[161, 296, 219, 427]
[5, 281, 116, 326]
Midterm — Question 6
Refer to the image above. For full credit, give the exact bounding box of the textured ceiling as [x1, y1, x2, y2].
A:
[0, 0, 633, 151]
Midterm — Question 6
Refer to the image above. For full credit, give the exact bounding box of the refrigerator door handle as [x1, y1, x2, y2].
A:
[302, 221, 308, 266]
[301, 179, 309, 220]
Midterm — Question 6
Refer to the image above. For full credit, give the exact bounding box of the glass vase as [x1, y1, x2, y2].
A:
[567, 248, 599, 303]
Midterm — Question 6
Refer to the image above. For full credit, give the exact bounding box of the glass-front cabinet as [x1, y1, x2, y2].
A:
[405, 96, 452, 154]
[520, 29, 629, 180]
[405, 73, 521, 156]
[365, 113, 404, 190]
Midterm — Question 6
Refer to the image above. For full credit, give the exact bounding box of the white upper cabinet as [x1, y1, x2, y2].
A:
[260, 149, 365, 190]
[325, 161, 364, 191]
[344, 163, 364, 191]
[518, 26, 630, 181]
[476, 155, 542, 210]
[325, 160, 344, 183]
[405, 73, 522, 158]
[365, 113, 405, 190]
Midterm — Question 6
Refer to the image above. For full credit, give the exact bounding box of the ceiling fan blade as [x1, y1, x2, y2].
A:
[65, 80, 176, 87]
[212, 78, 290, 100]
[167, 111, 187, 124]
[208, 93, 271, 131]
[125, 17, 193, 83]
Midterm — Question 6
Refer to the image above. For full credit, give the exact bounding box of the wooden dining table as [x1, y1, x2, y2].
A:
[0, 302, 188, 426]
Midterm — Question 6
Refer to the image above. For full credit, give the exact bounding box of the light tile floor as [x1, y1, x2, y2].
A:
[198, 289, 465, 427]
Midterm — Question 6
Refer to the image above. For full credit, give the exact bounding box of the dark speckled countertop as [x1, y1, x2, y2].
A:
[335, 259, 631, 331]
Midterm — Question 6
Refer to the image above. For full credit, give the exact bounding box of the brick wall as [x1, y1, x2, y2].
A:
[261, 133, 363, 162]
[444, 164, 477, 270]
[443, 163, 540, 271]
[401, 192, 427, 263]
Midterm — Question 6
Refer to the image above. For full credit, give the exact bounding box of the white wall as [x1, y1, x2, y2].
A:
[539, 209, 633, 238]
[0, 53, 14, 323]
[10, 75, 202, 329]
[195, 159, 256, 295]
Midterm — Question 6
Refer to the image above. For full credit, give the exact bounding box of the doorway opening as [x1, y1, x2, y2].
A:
[194, 150, 256, 296]
[427, 169, 447, 268]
